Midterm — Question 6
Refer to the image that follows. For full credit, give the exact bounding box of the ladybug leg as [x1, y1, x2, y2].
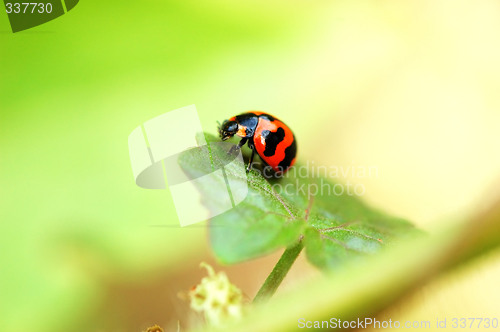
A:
[228, 137, 248, 154]
[246, 147, 256, 173]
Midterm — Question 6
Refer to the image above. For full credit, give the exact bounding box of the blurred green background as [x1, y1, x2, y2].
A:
[1, 0, 500, 331]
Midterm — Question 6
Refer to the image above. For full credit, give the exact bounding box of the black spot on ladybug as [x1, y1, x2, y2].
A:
[258, 113, 275, 122]
[262, 127, 285, 157]
[278, 139, 297, 169]
[235, 113, 258, 137]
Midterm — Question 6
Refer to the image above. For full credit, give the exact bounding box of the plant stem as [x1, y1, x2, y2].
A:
[253, 240, 304, 303]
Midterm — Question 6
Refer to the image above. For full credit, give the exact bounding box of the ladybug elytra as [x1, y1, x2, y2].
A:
[218, 111, 297, 173]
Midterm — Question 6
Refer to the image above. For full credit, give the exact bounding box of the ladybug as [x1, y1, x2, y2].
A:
[218, 111, 297, 173]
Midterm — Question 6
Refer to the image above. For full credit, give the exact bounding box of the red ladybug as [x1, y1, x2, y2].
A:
[218, 111, 297, 173]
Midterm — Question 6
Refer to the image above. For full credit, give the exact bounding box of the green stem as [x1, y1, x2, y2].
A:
[253, 240, 304, 303]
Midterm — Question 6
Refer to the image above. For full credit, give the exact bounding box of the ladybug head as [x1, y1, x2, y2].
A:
[218, 120, 238, 141]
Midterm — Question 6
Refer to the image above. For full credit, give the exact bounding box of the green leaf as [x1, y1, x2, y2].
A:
[178, 133, 420, 268]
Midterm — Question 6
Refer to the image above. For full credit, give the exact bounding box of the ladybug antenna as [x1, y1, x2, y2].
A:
[217, 120, 223, 138]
